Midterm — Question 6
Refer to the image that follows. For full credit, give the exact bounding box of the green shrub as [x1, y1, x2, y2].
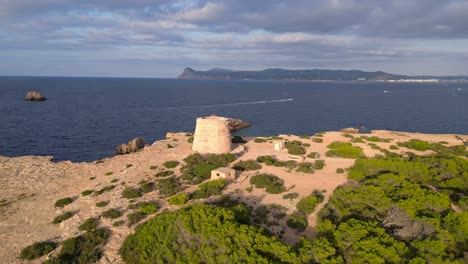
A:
[150, 165, 158, 170]
[127, 212, 146, 226]
[362, 136, 391, 143]
[343, 133, 354, 138]
[52, 211, 74, 224]
[194, 162, 218, 178]
[287, 212, 308, 231]
[163, 160, 180, 168]
[326, 141, 363, 158]
[389, 145, 399, 150]
[168, 193, 189, 205]
[286, 141, 306, 155]
[187, 136, 194, 143]
[299, 135, 311, 139]
[257, 155, 277, 165]
[139, 182, 154, 193]
[303, 143, 311, 147]
[20, 241, 57, 260]
[246, 186, 253, 193]
[191, 179, 228, 199]
[254, 138, 267, 143]
[296, 162, 315, 174]
[232, 136, 247, 143]
[95, 185, 115, 195]
[312, 138, 323, 143]
[81, 190, 93, 196]
[181, 153, 235, 184]
[54, 197, 73, 208]
[110, 178, 119, 183]
[46, 229, 110, 263]
[78, 218, 99, 232]
[296, 191, 324, 215]
[96, 201, 109, 207]
[270, 136, 284, 140]
[113, 220, 125, 227]
[250, 174, 285, 194]
[351, 137, 365, 143]
[154, 170, 174, 177]
[122, 188, 142, 199]
[105, 172, 113, 176]
[101, 208, 122, 219]
[336, 168, 345, 174]
[233, 160, 262, 171]
[126, 164, 133, 168]
[283, 192, 299, 200]
[157, 177, 180, 197]
[167, 144, 174, 149]
[307, 152, 320, 159]
[313, 160, 326, 170]
[397, 139, 431, 151]
[140, 203, 159, 215]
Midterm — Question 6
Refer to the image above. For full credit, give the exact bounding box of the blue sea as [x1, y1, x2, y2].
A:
[0, 77, 467, 162]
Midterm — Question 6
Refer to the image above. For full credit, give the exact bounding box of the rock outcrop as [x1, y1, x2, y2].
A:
[227, 118, 251, 132]
[24, 91, 47, 101]
[116, 137, 146, 155]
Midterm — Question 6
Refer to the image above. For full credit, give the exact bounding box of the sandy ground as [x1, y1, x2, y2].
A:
[0, 130, 466, 263]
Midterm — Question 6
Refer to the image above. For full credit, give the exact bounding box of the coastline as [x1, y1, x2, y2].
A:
[0, 129, 466, 263]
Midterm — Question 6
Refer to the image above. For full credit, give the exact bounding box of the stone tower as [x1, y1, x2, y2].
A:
[192, 116, 232, 154]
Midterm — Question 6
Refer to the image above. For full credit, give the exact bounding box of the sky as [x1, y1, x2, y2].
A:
[1, 0, 467, 77]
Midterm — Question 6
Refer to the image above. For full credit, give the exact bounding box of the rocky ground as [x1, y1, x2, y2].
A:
[0, 130, 466, 263]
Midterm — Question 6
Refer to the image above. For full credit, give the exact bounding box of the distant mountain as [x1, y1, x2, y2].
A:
[177, 67, 467, 81]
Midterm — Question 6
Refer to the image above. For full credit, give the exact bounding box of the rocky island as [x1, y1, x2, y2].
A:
[0, 117, 467, 263]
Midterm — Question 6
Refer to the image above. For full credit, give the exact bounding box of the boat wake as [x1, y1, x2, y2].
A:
[161, 98, 294, 109]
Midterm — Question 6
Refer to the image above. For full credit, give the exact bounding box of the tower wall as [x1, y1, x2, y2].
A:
[192, 116, 232, 154]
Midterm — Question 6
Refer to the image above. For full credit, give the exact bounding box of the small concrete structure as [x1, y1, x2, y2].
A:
[274, 141, 285, 151]
[211, 167, 235, 180]
[192, 115, 232, 154]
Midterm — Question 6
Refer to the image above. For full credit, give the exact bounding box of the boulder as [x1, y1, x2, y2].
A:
[115, 137, 146, 155]
[340, 127, 359, 134]
[227, 118, 251, 132]
[24, 91, 46, 101]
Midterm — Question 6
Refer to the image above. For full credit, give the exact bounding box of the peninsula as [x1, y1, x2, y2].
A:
[177, 67, 468, 82]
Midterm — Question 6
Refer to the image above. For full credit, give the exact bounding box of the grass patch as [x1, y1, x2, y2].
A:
[122, 188, 142, 199]
[96, 201, 109, 207]
[168, 193, 189, 205]
[233, 159, 262, 171]
[250, 174, 285, 194]
[20, 241, 58, 260]
[78, 217, 99, 232]
[163, 160, 180, 168]
[81, 190, 93, 196]
[54, 197, 73, 208]
[101, 208, 122, 219]
[325, 141, 363, 158]
[52, 211, 74, 224]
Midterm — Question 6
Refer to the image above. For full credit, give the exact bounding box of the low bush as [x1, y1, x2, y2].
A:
[163, 160, 180, 168]
[113, 220, 125, 227]
[157, 177, 180, 197]
[96, 201, 109, 207]
[168, 193, 189, 205]
[110, 178, 119, 183]
[233, 160, 262, 171]
[191, 179, 227, 199]
[122, 188, 142, 199]
[299, 135, 311, 139]
[46, 228, 110, 263]
[286, 141, 306, 155]
[283, 192, 299, 200]
[296, 162, 315, 174]
[296, 190, 324, 215]
[20, 241, 57, 260]
[303, 143, 311, 147]
[397, 139, 431, 151]
[232, 136, 247, 143]
[307, 152, 320, 159]
[250, 174, 285, 194]
[105, 172, 113, 176]
[81, 190, 93, 196]
[257, 155, 277, 165]
[78, 217, 99, 232]
[254, 138, 267, 143]
[140, 203, 159, 215]
[126, 164, 133, 168]
[150, 165, 158, 170]
[95, 185, 115, 195]
[351, 137, 365, 143]
[336, 168, 345, 174]
[127, 212, 146, 226]
[313, 160, 326, 170]
[342, 133, 354, 138]
[167, 144, 174, 149]
[101, 208, 122, 219]
[139, 182, 154, 193]
[389, 145, 399, 150]
[287, 211, 308, 231]
[326, 141, 363, 158]
[312, 138, 323, 143]
[54, 197, 73, 208]
[362, 136, 391, 143]
[52, 211, 74, 224]
[154, 170, 174, 177]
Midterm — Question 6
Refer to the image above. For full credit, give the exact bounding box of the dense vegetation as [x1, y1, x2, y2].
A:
[181, 153, 235, 184]
[250, 174, 286, 194]
[325, 141, 363, 158]
[233, 159, 262, 171]
[20, 241, 57, 260]
[120, 204, 299, 263]
[190, 178, 228, 199]
[285, 141, 306, 155]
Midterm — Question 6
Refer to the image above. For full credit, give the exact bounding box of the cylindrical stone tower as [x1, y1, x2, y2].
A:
[192, 116, 232, 154]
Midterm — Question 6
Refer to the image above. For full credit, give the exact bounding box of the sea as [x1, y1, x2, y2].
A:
[0, 77, 467, 162]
